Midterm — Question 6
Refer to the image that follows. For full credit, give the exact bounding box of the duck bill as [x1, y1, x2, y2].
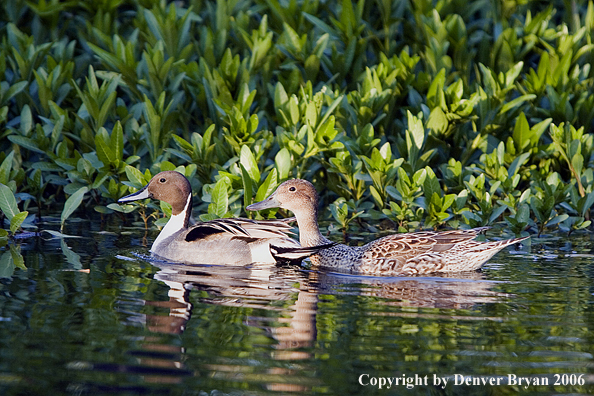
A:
[246, 193, 280, 211]
[118, 184, 151, 203]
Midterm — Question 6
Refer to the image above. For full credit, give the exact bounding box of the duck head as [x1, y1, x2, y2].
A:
[118, 171, 193, 217]
[247, 179, 319, 218]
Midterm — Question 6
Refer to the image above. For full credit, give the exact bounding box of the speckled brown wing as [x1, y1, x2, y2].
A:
[357, 228, 499, 275]
[363, 228, 486, 258]
[357, 235, 437, 275]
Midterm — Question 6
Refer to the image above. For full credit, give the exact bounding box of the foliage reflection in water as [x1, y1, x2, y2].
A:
[1, 219, 594, 395]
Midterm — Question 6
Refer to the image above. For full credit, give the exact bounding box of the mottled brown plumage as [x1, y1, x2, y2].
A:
[247, 179, 529, 275]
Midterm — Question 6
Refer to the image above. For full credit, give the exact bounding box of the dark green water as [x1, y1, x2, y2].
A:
[1, 217, 594, 395]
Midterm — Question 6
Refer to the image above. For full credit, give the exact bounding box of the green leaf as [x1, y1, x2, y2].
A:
[488, 205, 508, 224]
[9, 211, 28, 234]
[172, 134, 193, 152]
[95, 132, 115, 167]
[239, 145, 260, 184]
[0, 183, 19, 221]
[303, 12, 338, 38]
[61, 187, 89, 230]
[427, 68, 446, 109]
[546, 214, 569, 227]
[289, 95, 299, 125]
[505, 61, 524, 87]
[275, 148, 291, 181]
[442, 194, 456, 211]
[106, 203, 137, 214]
[406, 111, 425, 168]
[31, 162, 62, 171]
[530, 118, 552, 146]
[423, 167, 441, 202]
[512, 112, 531, 150]
[274, 82, 289, 108]
[0, 251, 15, 278]
[20, 105, 32, 135]
[7, 135, 45, 154]
[43, 230, 84, 239]
[386, 185, 402, 201]
[455, 190, 468, 210]
[124, 166, 148, 189]
[210, 177, 230, 218]
[317, 95, 343, 133]
[479, 63, 497, 94]
[50, 116, 65, 152]
[1, 81, 27, 106]
[240, 163, 253, 210]
[0, 151, 15, 185]
[430, 192, 443, 211]
[305, 101, 317, 128]
[256, 169, 278, 202]
[92, 172, 110, 189]
[579, 191, 594, 217]
[111, 121, 124, 162]
[340, 0, 355, 36]
[500, 94, 536, 115]
[330, 201, 348, 226]
[97, 91, 117, 128]
[61, 239, 82, 270]
[577, 220, 591, 229]
[369, 186, 383, 208]
[508, 152, 531, 178]
[427, 107, 447, 135]
[571, 153, 583, 179]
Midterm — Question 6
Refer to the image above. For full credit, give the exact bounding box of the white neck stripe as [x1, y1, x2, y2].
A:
[150, 194, 192, 252]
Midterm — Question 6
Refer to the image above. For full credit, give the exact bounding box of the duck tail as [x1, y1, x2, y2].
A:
[466, 235, 529, 270]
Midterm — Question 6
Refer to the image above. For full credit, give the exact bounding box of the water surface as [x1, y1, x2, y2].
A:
[1, 218, 594, 395]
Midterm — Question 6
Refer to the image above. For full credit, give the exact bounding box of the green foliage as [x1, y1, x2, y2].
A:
[204, 176, 231, 220]
[329, 197, 368, 232]
[423, 167, 457, 228]
[0, 245, 26, 278]
[0, 183, 29, 235]
[60, 186, 87, 231]
[1, 0, 593, 238]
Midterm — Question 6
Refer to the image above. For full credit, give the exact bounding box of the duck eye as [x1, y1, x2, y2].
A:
[159, 178, 166, 183]
[289, 186, 296, 192]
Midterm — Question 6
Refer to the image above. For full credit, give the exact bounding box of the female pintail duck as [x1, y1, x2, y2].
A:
[247, 179, 529, 275]
[118, 171, 331, 265]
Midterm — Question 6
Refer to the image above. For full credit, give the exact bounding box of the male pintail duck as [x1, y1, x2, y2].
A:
[247, 179, 529, 275]
[118, 171, 332, 265]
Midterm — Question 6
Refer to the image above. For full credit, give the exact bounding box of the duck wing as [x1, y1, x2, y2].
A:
[359, 228, 527, 275]
[184, 217, 296, 243]
[232, 217, 297, 238]
[366, 227, 490, 260]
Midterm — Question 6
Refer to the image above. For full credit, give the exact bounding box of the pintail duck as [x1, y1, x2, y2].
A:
[247, 179, 529, 275]
[118, 171, 331, 265]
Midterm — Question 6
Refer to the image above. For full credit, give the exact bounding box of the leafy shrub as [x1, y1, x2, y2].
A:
[1, 0, 593, 237]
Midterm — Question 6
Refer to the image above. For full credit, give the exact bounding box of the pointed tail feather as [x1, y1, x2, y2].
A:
[466, 235, 529, 271]
[482, 235, 529, 251]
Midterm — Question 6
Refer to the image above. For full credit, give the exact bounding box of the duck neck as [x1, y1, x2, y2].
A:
[294, 206, 331, 247]
[151, 194, 192, 252]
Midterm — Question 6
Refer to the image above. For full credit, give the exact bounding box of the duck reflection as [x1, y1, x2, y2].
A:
[136, 258, 508, 392]
[310, 270, 506, 309]
[139, 261, 316, 391]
